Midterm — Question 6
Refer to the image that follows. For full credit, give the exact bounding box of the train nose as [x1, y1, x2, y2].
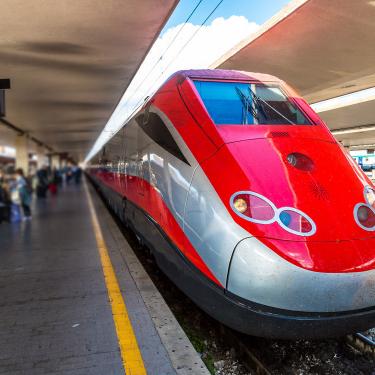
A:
[226, 237, 375, 313]
[218, 136, 368, 243]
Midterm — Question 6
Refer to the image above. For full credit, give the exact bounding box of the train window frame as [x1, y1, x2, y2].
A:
[136, 112, 190, 165]
[143, 101, 151, 125]
[193, 79, 313, 126]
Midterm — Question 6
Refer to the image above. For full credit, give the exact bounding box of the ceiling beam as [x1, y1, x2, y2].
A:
[0, 118, 53, 151]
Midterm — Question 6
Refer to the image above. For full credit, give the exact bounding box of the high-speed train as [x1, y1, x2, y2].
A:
[88, 69, 375, 339]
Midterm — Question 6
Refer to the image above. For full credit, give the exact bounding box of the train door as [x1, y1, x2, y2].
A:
[137, 109, 151, 205]
[124, 118, 139, 203]
[124, 111, 152, 241]
[107, 131, 123, 193]
[118, 127, 127, 195]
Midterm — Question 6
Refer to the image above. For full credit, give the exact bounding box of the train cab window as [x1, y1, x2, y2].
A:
[194, 80, 312, 125]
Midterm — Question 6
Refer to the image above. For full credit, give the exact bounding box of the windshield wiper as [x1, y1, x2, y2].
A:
[248, 87, 296, 125]
[235, 87, 259, 124]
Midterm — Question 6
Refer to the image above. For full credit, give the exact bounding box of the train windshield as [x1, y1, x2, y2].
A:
[194, 80, 312, 125]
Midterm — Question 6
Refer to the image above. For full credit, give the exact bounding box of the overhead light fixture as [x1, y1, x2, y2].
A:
[311, 87, 375, 113]
[0, 79, 10, 90]
[350, 144, 375, 150]
[332, 124, 375, 135]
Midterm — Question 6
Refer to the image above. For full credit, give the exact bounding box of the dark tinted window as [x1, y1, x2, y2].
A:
[194, 80, 311, 125]
[136, 113, 189, 165]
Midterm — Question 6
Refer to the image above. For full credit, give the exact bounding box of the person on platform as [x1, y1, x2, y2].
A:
[0, 171, 11, 223]
[73, 165, 82, 185]
[66, 165, 73, 185]
[15, 168, 32, 220]
[36, 166, 49, 198]
[48, 168, 60, 195]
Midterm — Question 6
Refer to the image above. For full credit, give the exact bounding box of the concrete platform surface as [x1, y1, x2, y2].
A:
[0, 180, 208, 375]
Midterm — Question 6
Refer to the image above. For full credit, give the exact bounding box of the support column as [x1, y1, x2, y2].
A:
[61, 159, 67, 169]
[60, 153, 68, 169]
[51, 154, 60, 170]
[36, 145, 47, 169]
[15, 134, 29, 174]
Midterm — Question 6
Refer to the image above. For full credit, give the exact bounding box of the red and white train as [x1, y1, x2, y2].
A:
[88, 69, 375, 339]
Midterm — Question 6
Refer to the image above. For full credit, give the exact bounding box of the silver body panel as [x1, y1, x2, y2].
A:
[136, 107, 198, 228]
[184, 165, 251, 286]
[228, 237, 375, 312]
[132, 107, 250, 286]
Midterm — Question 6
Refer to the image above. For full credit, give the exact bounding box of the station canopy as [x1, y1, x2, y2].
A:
[213, 0, 375, 149]
[0, 0, 177, 160]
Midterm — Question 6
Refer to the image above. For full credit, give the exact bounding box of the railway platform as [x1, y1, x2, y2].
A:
[0, 179, 208, 375]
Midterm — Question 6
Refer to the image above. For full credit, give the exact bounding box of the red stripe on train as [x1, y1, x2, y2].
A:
[91, 169, 223, 287]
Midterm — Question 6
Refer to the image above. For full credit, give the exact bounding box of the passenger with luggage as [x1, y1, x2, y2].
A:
[36, 166, 49, 198]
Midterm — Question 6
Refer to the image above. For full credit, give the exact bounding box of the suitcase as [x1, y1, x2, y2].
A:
[49, 183, 57, 195]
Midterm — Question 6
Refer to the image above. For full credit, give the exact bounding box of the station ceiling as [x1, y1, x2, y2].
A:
[213, 0, 375, 149]
[0, 0, 177, 161]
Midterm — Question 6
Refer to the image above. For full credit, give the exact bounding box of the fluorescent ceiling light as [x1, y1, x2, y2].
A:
[0, 145, 15, 157]
[350, 144, 375, 150]
[311, 87, 375, 113]
[332, 125, 375, 135]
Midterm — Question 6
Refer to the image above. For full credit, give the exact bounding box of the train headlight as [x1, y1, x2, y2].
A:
[278, 208, 315, 236]
[365, 186, 375, 208]
[354, 186, 375, 231]
[233, 197, 248, 214]
[230, 191, 277, 224]
[358, 205, 370, 221]
[230, 191, 316, 236]
[354, 203, 375, 231]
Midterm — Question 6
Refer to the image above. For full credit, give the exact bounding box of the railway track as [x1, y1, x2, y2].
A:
[347, 332, 375, 357]
[222, 328, 375, 375]
[218, 325, 271, 375]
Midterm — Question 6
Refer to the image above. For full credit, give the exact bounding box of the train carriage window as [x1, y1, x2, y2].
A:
[136, 113, 189, 165]
[194, 80, 312, 125]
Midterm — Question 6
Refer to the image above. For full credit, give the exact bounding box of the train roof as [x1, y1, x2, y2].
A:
[172, 69, 282, 83]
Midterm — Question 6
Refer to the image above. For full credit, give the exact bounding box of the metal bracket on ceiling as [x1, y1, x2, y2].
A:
[0, 79, 11, 118]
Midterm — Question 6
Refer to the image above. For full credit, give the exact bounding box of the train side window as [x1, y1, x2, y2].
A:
[136, 113, 190, 165]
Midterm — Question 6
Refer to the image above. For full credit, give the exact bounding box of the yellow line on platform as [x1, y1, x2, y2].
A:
[84, 181, 147, 375]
